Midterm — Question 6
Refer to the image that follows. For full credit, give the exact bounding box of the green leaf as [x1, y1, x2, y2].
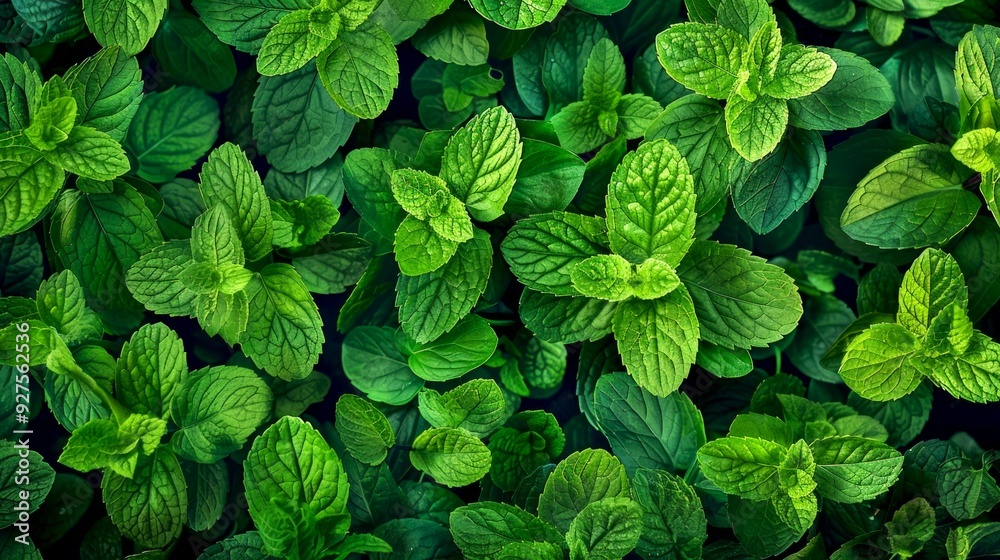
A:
[0, 441, 55, 527]
[788, 47, 895, 131]
[418, 379, 507, 438]
[727, 496, 801, 558]
[920, 333, 1000, 403]
[257, 10, 332, 77]
[0, 142, 65, 237]
[582, 38, 625, 110]
[440, 106, 522, 222]
[244, 416, 349, 526]
[391, 168, 473, 243]
[83, 0, 166, 55]
[952, 129, 1000, 173]
[115, 322, 186, 419]
[606, 138, 696, 267]
[955, 26, 1000, 126]
[152, 10, 238, 94]
[655, 23, 747, 100]
[397, 228, 492, 344]
[677, 240, 802, 350]
[125, 87, 220, 183]
[291, 233, 372, 295]
[408, 314, 498, 382]
[45, 126, 129, 181]
[487, 411, 565, 492]
[593, 372, 706, 474]
[551, 101, 607, 155]
[571, 254, 634, 301]
[519, 289, 618, 343]
[567, 497, 643, 560]
[725, 93, 788, 162]
[171, 366, 273, 464]
[410, 427, 491, 487]
[335, 394, 396, 465]
[887, 498, 935, 558]
[810, 436, 903, 503]
[241, 263, 324, 380]
[502, 212, 608, 297]
[468, 0, 566, 30]
[449, 502, 564, 560]
[631, 468, 707, 560]
[612, 288, 700, 397]
[840, 323, 922, 401]
[411, 7, 489, 66]
[126, 241, 199, 318]
[765, 45, 838, 99]
[102, 448, 186, 548]
[506, 139, 585, 217]
[538, 448, 630, 533]
[897, 248, 969, 338]
[787, 295, 856, 384]
[341, 326, 423, 405]
[731, 128, 826, 234]
[253, 63, 357, 174]
[697, 436, 787, 501]
[842, 145, 978, 249]
[0, 53, 41, 135]
[938, 454, 1000, 520]
[35, 270, 102, 343]
[25, 95, 77, 151]
[63, 47, 143, 142]
[192, 0, 307, 54]
[197, 143, 274, 262]
[51, 184, 163, 333]
[867, 7, 905, 48]
[317, 22, 398, 119]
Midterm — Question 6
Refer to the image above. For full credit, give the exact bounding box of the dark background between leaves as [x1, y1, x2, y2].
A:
[18, 0, 1000, 557]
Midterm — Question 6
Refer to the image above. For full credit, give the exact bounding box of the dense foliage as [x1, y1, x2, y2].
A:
[1, 0, 1000, 558]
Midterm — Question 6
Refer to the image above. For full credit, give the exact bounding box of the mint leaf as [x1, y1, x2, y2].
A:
[697, 436, 787, 501]
[566, 497, 642, 560]
[887, 497, 935, 558]
[45, 126, 129, 181]
[897, 248, 969, 338]
[241, 263, 324, 380]
[502, 212, 608, 297]
[840, 323, 922, 401]
[418, 379, 507, 438]
[125, 87, 220, 183]
[788, 48, 894, 131]
[518, 289, 618, 343]
[440, 106, 522, 222]
[341, 326, 423, 405]
[809, 436, 903, 503]
[83, 0, 167, 56]
[63, 46, 143, 142]
[538, 448, 630, 533]
[656, 23, 747, 100]
[335, 394, 395, 465]
[317, 22, 399, 119]
[408, 314, 498, 381]
[410, 427, 491, 487]
[0, 142, 64, 237]
[677, 240, 802, 350]
[612, 289, 699, 397]
[170, 366, 273, 463]
[114, 323, 186, 420]
[198, 143, 274, 262]
[571, 254, 634, 301]
[841, 145, 979, 249]
[257, 10, 332, 77]
[468, 0, 567, 30]
[102, 448, 186, 549]
[450, 502, 564, 560]
[631, 468, 707, 560]
[606, 138, 696, 267]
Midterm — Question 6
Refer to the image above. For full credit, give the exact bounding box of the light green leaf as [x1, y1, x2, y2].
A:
[397, 228, 492, 344]
[920, 333, 1000, 403]
[765, 44, 837, 100]
[841, 145, 979, 249]
[170, 366, 273, 464]
[551, 101, 607, 155]
[411, 7, 489, 66]
[440, 106, 522, 222]
[606, 138, 696, 267]
[63, 47, 143, 142]
[655, 23, 748, 100]
[197, 143, 274, 262]
[317, 22, 398, 119]
[725, 93, 788, 162]
[951, 128, 1000, 173]
[408, 314, 498, 382]
[810, 436, 903, 503]
[677, 240, 802, 350]
[35, 270, 102, 344]
[0, 53, 41, 135]
[45, 126, 129, 181]
[241, 263, 324, 380]
[449, 502, 564, 560]
[631, 468, 707, 560]
[418, 379, 506, 438]
[582, 38, 625, 110]
[955, 26, 1000, 126]
[115, 323, 186, 420]
[697, 436, 787, 501]
[410, 427, 491, 487]
[125, 87, 220, 183]
[518, 289, 618, 343]
[0, 142, 65, 237]
[897, 248, 969, 338]
[126, 241, 199, 318]
[83, 0, 167, 56]
[468, 0, 567, 30]
[571, 253, 634, 301]
[257, 10, 332, 76]
[335, 394, 395, 465]
[538, 448, 630, 533]
[887, 497, 935, 558]
[192, 0, 310, 54]
[612, 288, 700, 397]
[567, 497, 642, 560]
[840, 323, 922, 401]
[102, 448, 186, 549]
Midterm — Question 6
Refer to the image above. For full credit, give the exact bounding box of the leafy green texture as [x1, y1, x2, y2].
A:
[125, 87, 220, 183]
[410, 427, 492, 487]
